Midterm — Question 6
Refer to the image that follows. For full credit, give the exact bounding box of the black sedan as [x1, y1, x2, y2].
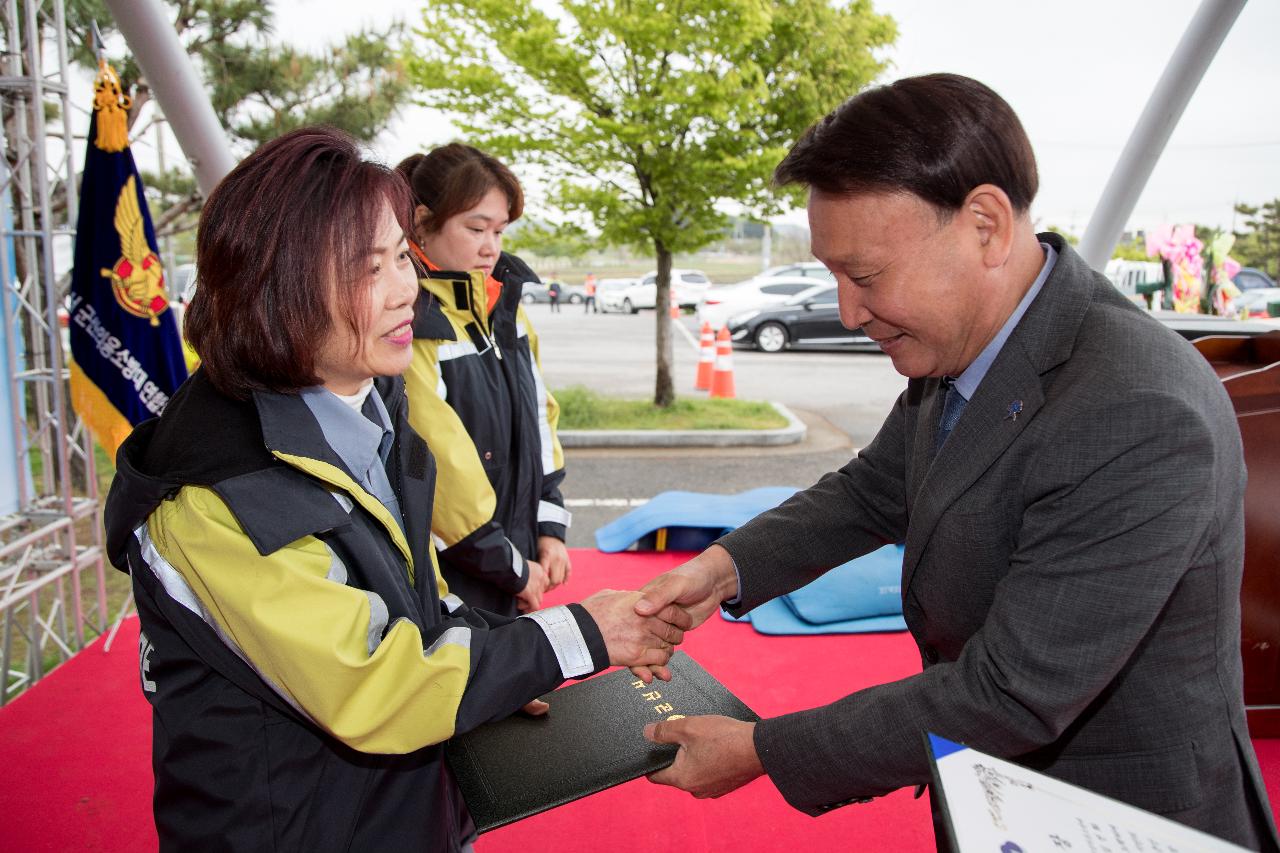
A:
[726, 286, 877, 352]
[728, 285, 1280, 354]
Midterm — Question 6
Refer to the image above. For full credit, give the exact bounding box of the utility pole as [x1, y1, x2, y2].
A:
[155, 112, 173, 267]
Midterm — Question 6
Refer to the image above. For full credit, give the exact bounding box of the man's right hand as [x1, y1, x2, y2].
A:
[634, 545, 740, 630]
[628, 545, 740, 682]
[580, 589, 691, 672]
[516, 560, 549, 614]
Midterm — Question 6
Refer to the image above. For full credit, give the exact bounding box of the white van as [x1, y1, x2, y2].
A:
[1104, 259, 1164, 305]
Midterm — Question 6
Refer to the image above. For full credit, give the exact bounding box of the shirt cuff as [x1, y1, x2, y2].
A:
[537, 522, 568, 541]
[722, 552, 745, 608]
[520, 604, 599, 678]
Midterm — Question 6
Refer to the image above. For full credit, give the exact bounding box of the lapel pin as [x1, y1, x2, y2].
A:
[1005, 400, 1023, 421]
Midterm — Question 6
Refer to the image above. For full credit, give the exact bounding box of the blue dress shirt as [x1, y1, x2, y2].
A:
[951, 242, 1058, 403]
[300, 384, 405, 536]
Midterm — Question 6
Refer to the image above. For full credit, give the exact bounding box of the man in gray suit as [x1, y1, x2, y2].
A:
[633, 74, 1279, 851]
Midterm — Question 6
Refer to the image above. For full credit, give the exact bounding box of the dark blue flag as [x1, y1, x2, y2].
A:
[68, 61, 187, 456]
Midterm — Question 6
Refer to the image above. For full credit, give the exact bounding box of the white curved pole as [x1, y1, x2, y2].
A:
[1078, 0, 1247, 269]
[102, 0, 235, 196]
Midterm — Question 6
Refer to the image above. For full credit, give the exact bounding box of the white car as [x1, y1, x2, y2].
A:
[618, 268, 712, 313]
[596, 277, 638, 313]
[1235, 287, 1280, 319]
[170, 262, 198, 301]
[757, 261, 834, 282]
[1104, 259, 1164, 304]
[697, 276, 831, 330]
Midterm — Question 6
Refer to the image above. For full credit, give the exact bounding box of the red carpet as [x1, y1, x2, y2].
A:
[1, 549, 1275, 852]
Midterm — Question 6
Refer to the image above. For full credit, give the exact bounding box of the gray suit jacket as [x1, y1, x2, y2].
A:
[720, 235, 1278, 850]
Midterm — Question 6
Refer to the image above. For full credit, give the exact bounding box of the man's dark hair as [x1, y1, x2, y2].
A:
[395, 143, 524, 233]
[186, 125, 412, 399]
[775, 73, 1038, 214]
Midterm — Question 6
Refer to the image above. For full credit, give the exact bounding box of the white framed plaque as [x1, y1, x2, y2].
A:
[927, 734, 1248, 852]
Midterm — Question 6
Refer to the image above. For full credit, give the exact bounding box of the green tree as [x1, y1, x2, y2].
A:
[63, 0, 409, 240]
[505, 218, 596, 261]
[1232, 200, 1280, 279]
[405, 0, 894, 405]
[1045, 225, 1079, 246]
[1110, 235, 1149, 262]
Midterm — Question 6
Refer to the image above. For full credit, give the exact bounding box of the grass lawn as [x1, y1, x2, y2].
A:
[554, 386, 787, 430]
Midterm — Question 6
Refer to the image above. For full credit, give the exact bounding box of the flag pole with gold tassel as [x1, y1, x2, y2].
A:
[91, 59, 130, 154]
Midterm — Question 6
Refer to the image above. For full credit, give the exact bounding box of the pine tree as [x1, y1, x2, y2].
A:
[63, 0, 408, 241]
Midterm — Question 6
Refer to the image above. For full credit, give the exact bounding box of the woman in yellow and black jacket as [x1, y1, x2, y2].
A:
[101, 128, 653, 852]
[107, 368, 607, 851]
[397, 146, 571, 618]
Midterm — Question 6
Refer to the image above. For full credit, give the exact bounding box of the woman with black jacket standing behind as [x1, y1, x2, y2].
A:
[396, 146, 573, 624]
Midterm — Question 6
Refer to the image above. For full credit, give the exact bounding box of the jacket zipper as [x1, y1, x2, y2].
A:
[467, 277, 502, 360]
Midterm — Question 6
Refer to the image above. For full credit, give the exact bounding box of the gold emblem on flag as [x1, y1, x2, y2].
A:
[100, 175, 169, 326]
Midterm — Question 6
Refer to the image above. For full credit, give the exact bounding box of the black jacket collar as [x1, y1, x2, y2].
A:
[104, 370, 410, 569]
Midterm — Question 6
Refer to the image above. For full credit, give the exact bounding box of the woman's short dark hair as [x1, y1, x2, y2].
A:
[395, 143, 523, 232]
[186, 126, 412, 399]
[775, 73, 1038, 215]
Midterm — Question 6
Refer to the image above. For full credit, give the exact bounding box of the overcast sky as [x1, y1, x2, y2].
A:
[269, 0, 1280, 235]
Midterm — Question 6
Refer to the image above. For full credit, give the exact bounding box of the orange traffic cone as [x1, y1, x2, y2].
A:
[669, 301, 680, 320]
[695, 322, 715, 390]
[709, 326, 736, 399]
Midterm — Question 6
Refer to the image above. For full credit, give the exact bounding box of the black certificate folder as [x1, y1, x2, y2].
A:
[446, 651, 758, 833]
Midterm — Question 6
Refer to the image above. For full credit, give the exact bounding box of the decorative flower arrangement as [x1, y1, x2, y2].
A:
[1203, 231, 1241, 318]
[1145, 224, 1240, 315]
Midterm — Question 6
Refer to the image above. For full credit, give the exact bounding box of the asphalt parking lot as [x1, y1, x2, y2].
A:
[524, 304, 908, 548]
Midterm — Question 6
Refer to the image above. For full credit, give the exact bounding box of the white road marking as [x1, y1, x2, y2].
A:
[673, 317, 700, 351]
[564, 498, 651, 508]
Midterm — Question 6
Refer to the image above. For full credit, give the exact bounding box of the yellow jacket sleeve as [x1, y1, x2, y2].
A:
[143, 485, 567, 753]
[403, 339, 529, 593]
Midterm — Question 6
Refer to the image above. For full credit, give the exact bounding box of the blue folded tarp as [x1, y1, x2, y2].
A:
[593, 486, 799, 553]
[720, 545, 907, 634]
[786, 544, 904, 622]
[748, 600, 907, 634]
[593, 487, 906, 635]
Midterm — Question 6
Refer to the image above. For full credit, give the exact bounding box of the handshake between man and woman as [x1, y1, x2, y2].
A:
[574, 548, 737, 681]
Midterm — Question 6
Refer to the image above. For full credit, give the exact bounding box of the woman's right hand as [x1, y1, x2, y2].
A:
[516, 560, 549, 613]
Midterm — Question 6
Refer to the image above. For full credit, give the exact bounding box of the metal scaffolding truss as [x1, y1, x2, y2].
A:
[0, 0, 107, 705]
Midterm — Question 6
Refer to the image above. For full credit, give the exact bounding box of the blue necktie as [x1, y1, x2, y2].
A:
[935, 378, 967, 453]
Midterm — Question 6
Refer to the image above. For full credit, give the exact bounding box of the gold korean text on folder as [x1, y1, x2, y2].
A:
[630, 679, 686, 721]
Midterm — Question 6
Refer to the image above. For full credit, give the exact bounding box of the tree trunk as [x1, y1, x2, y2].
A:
[653, 241, 675, 407]
[127, 83, 152, 131]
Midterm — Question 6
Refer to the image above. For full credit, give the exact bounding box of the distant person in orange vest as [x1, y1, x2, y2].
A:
[583, 273, 598, 314]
